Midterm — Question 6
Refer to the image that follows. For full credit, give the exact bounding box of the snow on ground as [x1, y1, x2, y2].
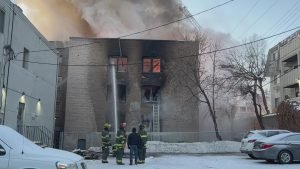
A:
[89, 141, 240, 154]
[86, 155, 300, 169]
[146, 141, 240, 153]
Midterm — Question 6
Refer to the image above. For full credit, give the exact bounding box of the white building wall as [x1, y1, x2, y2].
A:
[0, 0, 58, 132]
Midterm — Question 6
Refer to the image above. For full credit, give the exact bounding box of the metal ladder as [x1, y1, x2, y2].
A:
[152, 103, 160, 140]
[180, 4, 201, 32]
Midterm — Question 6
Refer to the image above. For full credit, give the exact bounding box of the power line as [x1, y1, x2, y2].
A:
[231, 0, 260, 35]
[10, 0, 235, 56]
[11, 25, 300, 68]
[263, 0, 300, 37]
[239, 0, 279, 38]
[119, 0, 235, 38]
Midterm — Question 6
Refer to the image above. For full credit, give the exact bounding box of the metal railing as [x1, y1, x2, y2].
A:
[17, 125, 54, 147]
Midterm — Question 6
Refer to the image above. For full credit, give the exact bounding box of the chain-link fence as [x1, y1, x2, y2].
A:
[60, 131, 245, 151]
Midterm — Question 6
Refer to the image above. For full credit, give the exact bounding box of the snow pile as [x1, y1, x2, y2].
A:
[86, 141, 240, 154]
[146, 141, 240, 154]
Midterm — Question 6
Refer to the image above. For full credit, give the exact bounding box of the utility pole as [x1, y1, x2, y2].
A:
[2, 3, 16, 125]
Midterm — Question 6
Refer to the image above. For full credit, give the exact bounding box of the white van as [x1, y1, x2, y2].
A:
[0, 125, 87, 169]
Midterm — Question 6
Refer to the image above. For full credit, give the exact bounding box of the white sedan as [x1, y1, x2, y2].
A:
[0, 125, 87, 169]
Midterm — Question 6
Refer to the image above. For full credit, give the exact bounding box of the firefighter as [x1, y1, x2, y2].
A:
[115, 122, 127, 165]
[138, 124, 148, 164]
[101, 123, 111, 163]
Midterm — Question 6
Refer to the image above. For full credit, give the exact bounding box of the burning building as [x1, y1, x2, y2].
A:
[54, 38, 200, 149]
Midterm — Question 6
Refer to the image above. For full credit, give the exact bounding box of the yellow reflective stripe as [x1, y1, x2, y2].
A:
[117, 160, 122, 162]
[141, 135, 147, 138]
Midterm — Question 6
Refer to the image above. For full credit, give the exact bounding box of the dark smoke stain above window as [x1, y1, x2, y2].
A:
[143, 58, 161, 73]
[110, 57, 128, 72]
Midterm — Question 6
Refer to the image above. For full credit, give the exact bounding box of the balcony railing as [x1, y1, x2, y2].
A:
[281, 68, 299, 87]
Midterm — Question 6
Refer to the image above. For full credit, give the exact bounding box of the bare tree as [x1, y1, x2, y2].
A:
[168, 32, 225, 140]
[221, 35, 269, 129]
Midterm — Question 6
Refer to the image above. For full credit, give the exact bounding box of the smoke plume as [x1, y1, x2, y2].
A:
[16, 0, 194, 41]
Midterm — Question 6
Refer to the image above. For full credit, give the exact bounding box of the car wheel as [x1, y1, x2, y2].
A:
[248, 154, 257, 159]
[266, 160, 275, 163]
[278, 150, 293, 164]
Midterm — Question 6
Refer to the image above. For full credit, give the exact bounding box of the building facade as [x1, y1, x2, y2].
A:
[57, 38, 201, 149]
[266, 30, 300, 113]
[0, 1, 58, 146]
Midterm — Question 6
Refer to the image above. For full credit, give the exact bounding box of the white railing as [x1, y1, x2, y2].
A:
[281, 68, 299, 87]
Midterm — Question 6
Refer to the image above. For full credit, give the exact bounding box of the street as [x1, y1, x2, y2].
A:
[86, 154, 300, 169]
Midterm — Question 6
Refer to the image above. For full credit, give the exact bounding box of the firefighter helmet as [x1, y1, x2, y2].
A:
[104, 123, 111, 129]
[139, 124, 145, 129]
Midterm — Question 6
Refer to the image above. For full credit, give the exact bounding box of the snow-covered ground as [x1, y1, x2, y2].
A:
[146, 141, 240, 153]
[89, 141, 240, 154]
[86, 155, 300, 169]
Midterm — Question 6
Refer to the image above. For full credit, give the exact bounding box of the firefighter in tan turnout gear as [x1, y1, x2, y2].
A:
[101, 123, 111, 163]
[115, 122, 127, 165]
[138, 124, 148, 164]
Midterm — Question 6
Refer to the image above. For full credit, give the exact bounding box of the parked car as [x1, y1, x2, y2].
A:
[0, 125, 87, 169]
[252, 132, 300, 164]
[240, 130, 290, 158]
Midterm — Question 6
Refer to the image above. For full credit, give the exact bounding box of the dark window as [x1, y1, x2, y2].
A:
[142, 86, 160, 102]
[77, 139, 86, 150]
[143, 58, 161, 73]
[17, 102, 25, 134]
[118, 85, 126, 101]
[0, 10, 4, 33]
[110, 57, 128, 72]
[23, 48, 29, 69]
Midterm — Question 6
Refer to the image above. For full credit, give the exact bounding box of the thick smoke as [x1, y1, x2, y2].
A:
[16, 0, 193, 41]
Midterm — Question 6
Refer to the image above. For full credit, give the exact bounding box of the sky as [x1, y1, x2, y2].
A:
[181, 0, 300, 49]
[12, 0, 300, 49]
